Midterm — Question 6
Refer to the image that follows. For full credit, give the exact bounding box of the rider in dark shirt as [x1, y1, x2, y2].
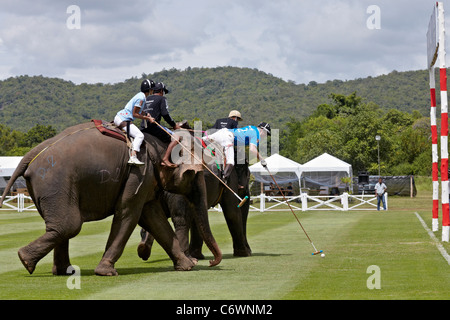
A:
[141, 82, 180, 167]
[211, 110, 242, 130]
[141, 83, 177, 141]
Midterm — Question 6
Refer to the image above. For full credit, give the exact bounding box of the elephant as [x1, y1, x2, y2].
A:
[0, 121, 222, 276]
[137, 151, 252, 262]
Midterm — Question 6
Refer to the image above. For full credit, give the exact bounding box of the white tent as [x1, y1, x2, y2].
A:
[0, 157, 24, 192]
[0, 157, 22, 177]
[249, 153, 302, 185]
[299, 153, 352, 192]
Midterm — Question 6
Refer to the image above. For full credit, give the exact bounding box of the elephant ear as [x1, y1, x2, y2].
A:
[171, 135, 205, 175]
[171, 163, 203, 192]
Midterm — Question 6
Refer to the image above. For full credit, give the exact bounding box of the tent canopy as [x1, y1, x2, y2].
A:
[299, 153, 352, 189]
[249, 153, 302, 185]
[0, 157, 23, 177]
[301, 153, 352, 174]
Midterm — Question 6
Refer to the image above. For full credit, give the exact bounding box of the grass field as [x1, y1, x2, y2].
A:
[1, 185, 450, 300]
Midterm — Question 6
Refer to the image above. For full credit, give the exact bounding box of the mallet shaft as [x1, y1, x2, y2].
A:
[263, 164, 322, 254]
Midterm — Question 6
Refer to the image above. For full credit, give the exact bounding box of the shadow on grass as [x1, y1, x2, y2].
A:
[219, 252, 290, 260]
[14, 251, 290, 278]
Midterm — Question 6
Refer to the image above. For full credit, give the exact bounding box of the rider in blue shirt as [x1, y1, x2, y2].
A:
[114, 79, 155, 165]
[205, 122, 271, 179]
[230, 125, 260, 148]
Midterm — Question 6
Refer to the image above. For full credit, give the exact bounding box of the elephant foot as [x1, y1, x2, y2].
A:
[52, 264, 73, 276]
[173, 256, 196, 271]
[233, 248, 252, 257]
[18, 247, 36, 274]
[190, 249, 205, 260]
[187, 255, 198, 266]
[137, 241, 151, 261]
[95, 260, 118, 276]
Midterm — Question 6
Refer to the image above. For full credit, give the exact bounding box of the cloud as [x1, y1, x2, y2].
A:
[0, 0, 442, 84]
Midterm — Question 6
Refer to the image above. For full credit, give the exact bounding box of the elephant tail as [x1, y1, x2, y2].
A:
[0, 148, 41, 207]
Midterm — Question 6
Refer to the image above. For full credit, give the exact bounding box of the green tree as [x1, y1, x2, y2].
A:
[0, 124, 20, 156]
[21, 124, 57, 147]
[280, 92, 432, 175]
[311, 92, 363, 119]
[0, 124, 57, 156]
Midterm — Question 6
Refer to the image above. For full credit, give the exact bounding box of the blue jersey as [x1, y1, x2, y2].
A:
[229, 126, 260, 147]
[116, 92, 146, 121]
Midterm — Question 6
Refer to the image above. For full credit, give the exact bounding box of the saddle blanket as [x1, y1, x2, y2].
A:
[91, 119, 127, 143]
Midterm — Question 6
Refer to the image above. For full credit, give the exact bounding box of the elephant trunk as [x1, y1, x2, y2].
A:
[192, 171, 222, 267]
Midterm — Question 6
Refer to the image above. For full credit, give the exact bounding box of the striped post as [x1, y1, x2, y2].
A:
[428, 3, 440, 232]
[430, 68, 439, 232]
[438, 2, 450, 242]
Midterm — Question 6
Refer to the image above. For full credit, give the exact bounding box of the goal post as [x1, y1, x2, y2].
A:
[427, 2, 449, 241]
[437, 2, 449, 242]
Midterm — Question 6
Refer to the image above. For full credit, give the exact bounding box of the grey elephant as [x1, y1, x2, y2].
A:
[0, 122, 222, 276]
[138, 155, 252, 261]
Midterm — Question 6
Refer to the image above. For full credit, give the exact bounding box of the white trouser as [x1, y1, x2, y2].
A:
[205, 128, 235, 165]
[114, 115, 144, 152]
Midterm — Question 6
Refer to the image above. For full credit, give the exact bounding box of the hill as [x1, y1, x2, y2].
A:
[0, 67, 437, 132]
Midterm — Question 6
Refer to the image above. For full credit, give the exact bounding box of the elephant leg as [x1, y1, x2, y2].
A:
[220, 192, 251, 257]
[18, 230, 63, 275]
[18, 206, 83, 275]
[137, 228, 155, 261]
[236, 165, 252, 254]
[174, 225, 190, 257]
[52, 240, 72, 275]
[95, 206, 142, 276]
[138, 201, 195, 271]
[171, 204, 193, 258]
[238, 190, 252, 255]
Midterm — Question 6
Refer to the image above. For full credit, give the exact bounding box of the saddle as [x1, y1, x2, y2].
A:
[91, 119, 132, 147]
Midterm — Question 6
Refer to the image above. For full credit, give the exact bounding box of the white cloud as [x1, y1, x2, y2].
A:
[0, 0, 441, 84]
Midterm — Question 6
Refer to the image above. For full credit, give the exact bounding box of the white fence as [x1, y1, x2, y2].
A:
[247, 192, 388, 212]
[3, 192, 387, 214]
[0, 194, 37, 212]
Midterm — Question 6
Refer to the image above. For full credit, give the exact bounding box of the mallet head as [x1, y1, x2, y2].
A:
[237, 196, 249, 208]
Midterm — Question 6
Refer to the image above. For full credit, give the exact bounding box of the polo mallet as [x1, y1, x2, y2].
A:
[150, 120, 248, 207]
[262, 162, 323, 255]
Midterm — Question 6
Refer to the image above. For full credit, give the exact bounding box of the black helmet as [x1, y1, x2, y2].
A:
[161, 82, 169, 94]
[153, 82, 170, 94]
[258, 122, 271, 136]
[141, 79, 155, 93]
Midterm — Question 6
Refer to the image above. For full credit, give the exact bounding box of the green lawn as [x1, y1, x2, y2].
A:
[1, 189, 450, 300]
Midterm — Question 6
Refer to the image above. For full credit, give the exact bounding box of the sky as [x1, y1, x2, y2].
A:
[0, 0, 446, 85]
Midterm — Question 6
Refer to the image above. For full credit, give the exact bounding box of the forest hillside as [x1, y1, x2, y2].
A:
[0, 66, 436, 132]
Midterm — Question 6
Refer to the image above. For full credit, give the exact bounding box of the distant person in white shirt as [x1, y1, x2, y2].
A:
[374, 177, 387, 211]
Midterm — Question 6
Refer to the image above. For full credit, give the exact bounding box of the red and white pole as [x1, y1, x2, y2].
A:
[428, 3, 440, 232]
[430, 68, 439, 232]
[438, 2, 450, 242]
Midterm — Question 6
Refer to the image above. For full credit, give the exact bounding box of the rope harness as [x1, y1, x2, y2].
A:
[29, 124, 99, 167]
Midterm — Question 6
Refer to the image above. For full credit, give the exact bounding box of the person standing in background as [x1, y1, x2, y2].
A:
[375, 177, 387, 211]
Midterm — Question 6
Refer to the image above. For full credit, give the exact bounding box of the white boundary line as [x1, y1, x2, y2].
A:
[414, 212, 450, 265]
